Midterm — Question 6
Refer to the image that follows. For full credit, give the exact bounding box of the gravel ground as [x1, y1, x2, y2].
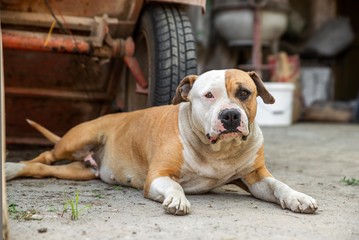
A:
[5, 123, 359, 240]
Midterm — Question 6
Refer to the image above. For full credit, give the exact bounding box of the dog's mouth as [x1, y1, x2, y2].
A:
[206, 130, 247, 144]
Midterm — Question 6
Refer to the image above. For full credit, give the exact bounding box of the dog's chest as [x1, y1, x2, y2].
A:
[179, 146, 256, 194]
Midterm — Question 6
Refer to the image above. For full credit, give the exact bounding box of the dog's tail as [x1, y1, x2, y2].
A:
[26, 119, 61, 144]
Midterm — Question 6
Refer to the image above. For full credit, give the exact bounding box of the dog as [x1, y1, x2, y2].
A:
[6, 69, 318, 215]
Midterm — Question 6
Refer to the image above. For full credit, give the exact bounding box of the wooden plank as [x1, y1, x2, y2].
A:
[1, 10, 127, 33]
[1, 19, 10, 240]
[1, 10, 95, 31]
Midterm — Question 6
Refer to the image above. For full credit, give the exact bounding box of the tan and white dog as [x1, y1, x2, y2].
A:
[6, 69, 318, 215]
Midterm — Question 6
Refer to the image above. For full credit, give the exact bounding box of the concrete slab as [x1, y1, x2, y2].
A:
[6, 123, 359, 240]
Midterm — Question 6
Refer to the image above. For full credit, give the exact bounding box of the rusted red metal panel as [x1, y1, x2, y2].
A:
[4, 49, 108, 91]
[1, 0, 145, 144]
[2, 0, 144, 18]
[2, 0, 204, 144]
[5, 96, 104, 144]
[1, 0, 144, 37]
[3, 48, 123, 144]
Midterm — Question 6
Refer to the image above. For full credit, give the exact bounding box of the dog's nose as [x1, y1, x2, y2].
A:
[219, 109, 241, 130]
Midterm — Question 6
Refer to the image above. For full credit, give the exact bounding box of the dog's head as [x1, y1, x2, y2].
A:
[172, 69, 275, 144]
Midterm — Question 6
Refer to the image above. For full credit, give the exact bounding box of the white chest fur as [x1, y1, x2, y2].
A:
[178, 103, 263, 194]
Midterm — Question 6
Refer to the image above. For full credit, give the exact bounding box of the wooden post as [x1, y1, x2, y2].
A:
[1, 21, 10, 240]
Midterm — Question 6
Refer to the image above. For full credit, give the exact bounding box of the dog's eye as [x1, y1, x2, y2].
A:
[204, 92, 214, 99]
[238, 89, 251, 100]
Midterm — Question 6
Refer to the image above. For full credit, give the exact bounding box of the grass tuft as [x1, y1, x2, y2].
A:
[8, 203, 18, 215]
[341, 176, 359, 186]
[92, 190, 104, 199]
[62, 190, 91, 220]
[113, 185, 122, 191]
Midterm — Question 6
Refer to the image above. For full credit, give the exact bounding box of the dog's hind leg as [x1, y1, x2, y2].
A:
[25, 119, 104, 166]
[9, 130, 102, 180]
[24, 150, 98, 169]
[23, 150, 57, 165]
[25, 124, 103, 168]
[5, 161, 97, 181]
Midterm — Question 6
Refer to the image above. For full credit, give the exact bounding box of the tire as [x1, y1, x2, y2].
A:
[126, 4, 197, 111]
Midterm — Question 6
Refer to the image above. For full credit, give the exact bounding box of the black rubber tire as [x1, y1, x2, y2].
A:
[126, 4, 197, 110]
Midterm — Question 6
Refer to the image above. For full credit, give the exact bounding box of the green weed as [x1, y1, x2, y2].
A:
[62, 190, 91, 220]
[113, 185, 122, 191]
[341, 176, 359, 186]
[8, 204, 38, 220]
[92, 190, 104, 199]
[8, 203, 18, 215]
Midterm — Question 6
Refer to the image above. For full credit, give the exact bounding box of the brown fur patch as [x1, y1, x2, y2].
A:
[141, 106, 184, 196]
[248, 71, 275, 104]
[225, 69, 259, 123]
[242, 145, 272, 186]
[172, 75, 198, 104]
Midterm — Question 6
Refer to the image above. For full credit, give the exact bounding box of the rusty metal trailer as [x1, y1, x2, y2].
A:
[1, 0, 205, 145]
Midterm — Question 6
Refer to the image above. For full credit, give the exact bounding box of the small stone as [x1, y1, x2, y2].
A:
[38, 228, 47, 233]
[31, 214, 43, 220]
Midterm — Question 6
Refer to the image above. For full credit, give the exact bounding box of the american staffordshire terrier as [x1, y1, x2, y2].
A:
[6, 69, 318, 215]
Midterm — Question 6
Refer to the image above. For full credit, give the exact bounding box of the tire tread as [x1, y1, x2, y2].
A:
[148, 4, 197, 105]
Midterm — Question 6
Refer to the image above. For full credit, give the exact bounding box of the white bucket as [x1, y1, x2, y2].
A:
[256, 82, 295, 126]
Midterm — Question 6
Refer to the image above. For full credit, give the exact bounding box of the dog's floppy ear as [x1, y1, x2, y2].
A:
[172, 75, 198, 105]
[248, 71, 275, 104]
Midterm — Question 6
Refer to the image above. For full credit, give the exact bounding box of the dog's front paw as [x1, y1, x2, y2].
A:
[162, 192, 191, 215]
[280, 191, 318, 213]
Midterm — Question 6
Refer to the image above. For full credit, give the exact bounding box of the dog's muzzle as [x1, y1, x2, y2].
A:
[205, 108, 248, 144]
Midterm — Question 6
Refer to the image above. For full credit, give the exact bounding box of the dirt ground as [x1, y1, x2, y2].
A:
[5, 123, 359, 240]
